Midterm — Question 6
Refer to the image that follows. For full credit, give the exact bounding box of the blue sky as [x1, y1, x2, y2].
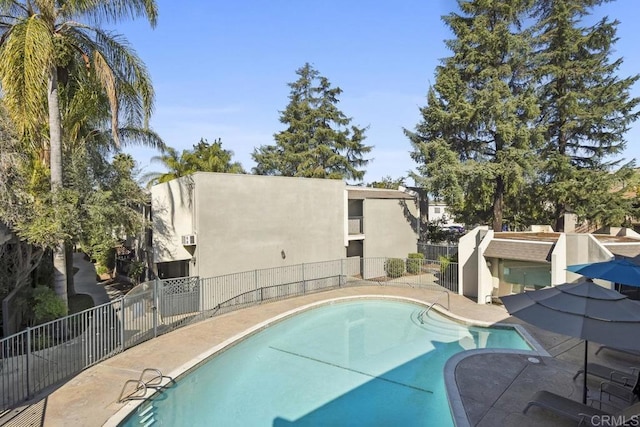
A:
[117, 0, 640, 184]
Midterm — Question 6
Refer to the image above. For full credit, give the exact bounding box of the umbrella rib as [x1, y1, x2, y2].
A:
[535, 302, 640, 322]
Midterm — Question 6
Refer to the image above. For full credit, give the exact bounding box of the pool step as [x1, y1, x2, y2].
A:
[411, 310, 476, 345]
[413, 310, 471, 333]
[137, 402, 156, 426]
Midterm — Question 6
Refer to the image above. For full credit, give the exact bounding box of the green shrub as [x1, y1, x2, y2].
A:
[104, 247, 117, 271]
[128, 261, 146, 284]
[439, 254, 458, 283]
[438, 255, 450, 276]
[30, 286, 67, 325]
[92, 245, 116, 272]
[406, 253, 424, 274]
[385, 258, 405, 278]
[96, 264, 109, 276]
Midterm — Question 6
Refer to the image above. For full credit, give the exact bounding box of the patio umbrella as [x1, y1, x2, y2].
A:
[500, 281, 640, 404]
[567, 259, 640, 287]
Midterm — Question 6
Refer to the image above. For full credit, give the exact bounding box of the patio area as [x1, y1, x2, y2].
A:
[449, 318, 640, 426]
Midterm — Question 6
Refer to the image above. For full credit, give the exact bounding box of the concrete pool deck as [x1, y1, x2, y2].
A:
[1, 284, 638, 426]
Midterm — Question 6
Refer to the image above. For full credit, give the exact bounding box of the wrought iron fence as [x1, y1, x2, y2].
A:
[358, 257, 459, 293]
[0, 256, 457, 411]
[417, 242, 458, 261]
[0, 301, 124, 409]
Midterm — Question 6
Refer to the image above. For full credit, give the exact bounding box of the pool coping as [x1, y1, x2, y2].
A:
[437, 305, 550, 427]
[105, 294, 541, 427]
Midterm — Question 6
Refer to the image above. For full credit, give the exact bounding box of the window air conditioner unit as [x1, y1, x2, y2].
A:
[181, 234, 196, 246]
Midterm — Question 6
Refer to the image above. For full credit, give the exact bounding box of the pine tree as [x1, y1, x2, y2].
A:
[407, 0, 540, 231]
[252, 63, 372, 181]
[533, 0, 640, 230]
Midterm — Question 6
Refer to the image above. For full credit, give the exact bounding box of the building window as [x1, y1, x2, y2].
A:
[434, 207, 441, 214]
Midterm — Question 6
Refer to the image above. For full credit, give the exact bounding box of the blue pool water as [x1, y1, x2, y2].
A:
[121, 299, 530, 426]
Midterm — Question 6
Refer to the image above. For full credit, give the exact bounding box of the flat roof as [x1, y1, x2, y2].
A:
[591, 234, 640, 243]
[493, 232, 561, 243]
[346, 187, 415, 200]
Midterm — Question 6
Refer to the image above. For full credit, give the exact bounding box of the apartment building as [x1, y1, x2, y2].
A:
[151, 173, 419, 279]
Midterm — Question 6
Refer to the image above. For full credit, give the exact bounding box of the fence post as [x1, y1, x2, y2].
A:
[255, 270, 262, 302]
[194, 276, 201, 314]
[153, 278, 159, 338]
[302, 263, 306, 294]
[26, 327, 31, 399]
[340, 259, 344, 287]
[120, 297, 126, 352]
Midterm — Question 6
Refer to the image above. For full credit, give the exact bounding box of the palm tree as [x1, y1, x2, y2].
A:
[144, 138, 245, 187]
[143, 146, 189, 186]
[62, 75, 164, 297]
[0, 0, 158, 308]
[184, 138, 245, 175]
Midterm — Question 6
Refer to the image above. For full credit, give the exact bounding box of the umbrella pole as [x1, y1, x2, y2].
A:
[583, 340, 588, 404]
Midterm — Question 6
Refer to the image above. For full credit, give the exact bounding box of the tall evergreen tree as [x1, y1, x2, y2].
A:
[533, 0, 640, 230]
[252, 63, 372, 181]
[407, 0, 540, 231]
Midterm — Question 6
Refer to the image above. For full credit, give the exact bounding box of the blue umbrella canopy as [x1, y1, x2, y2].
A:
[501, 281, 640, 403]
[567, 259, 640, 287]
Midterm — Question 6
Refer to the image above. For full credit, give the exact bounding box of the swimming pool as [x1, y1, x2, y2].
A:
[120, 299, 531, 426]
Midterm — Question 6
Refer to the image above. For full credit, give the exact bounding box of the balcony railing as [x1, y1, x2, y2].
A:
[348, 216, 363, 235]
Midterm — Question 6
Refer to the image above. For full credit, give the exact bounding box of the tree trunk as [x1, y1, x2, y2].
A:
[415, 187, 430, 242]
[66, 242, 75, 297]
[48, 70, 68, 310]
[554, 203, 566, 232]
[492, 175, 504, 232]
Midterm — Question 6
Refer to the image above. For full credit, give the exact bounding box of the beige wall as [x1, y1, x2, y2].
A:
[476, 230, 494, 303]
[565, 233, 614, 287]
[151, 174, 422, 280]
[550, 233, 566, 285]
[458, 227, 490, 299]
[191, 173, 345, 278]
[565, 233, 613, 282]
[361, 198, 418, 259]
[151, 177, 194, 265]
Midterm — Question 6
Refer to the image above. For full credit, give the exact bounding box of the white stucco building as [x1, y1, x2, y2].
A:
[458, 226, 640, 304]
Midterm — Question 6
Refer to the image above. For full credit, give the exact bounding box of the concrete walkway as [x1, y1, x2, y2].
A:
[451, 317, 640, 426]
[72, 253, 110, 306]
[1, 284, 638, 426]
